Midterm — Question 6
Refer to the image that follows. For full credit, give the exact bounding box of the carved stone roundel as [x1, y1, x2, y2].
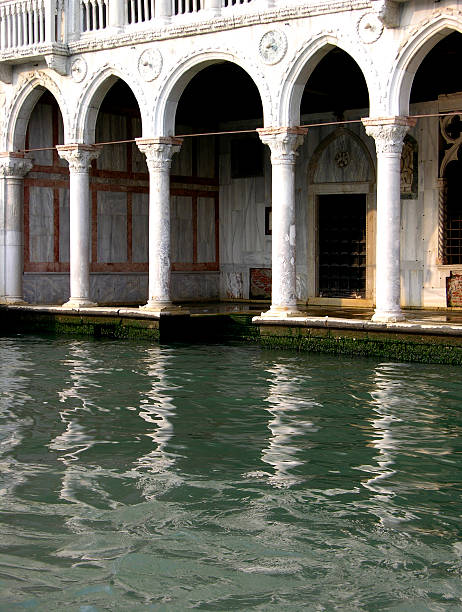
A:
[259, 30, 287, 65]
[335, 151, 350, 168]
[357, 13, 384, 44]
[71, 58, 87, 82]
[138, 48, 163, 82]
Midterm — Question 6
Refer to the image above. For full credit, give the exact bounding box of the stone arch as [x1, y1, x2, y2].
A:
[152, 50, 271, 136]
[5, 72, 69, 151]
[389, 12, 462, 116]
[74, 66, 148, 143]
[308, 127, 375, 184]
[278, 33, 373, 128]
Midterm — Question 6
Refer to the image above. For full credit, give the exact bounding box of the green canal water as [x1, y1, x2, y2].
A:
[0, 336, 461, 610]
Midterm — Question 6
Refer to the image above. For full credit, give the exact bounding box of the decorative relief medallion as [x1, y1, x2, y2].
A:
[357, 13, 384, 44]
[335, 151, 350, 168]
[259, 30, 287, 65]
[138, 48, 163, 82]
[71, 58, 87, 82]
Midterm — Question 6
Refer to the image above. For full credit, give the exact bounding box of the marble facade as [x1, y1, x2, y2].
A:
[0, 0, 461, 319]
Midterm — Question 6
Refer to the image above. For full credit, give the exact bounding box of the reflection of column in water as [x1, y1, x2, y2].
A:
[261, 363, 316, 488]
[135, 346, 181, 499]
[362, 364, 401, 498]
[49, 341, 104, 506]
[0, 339, 33, 497]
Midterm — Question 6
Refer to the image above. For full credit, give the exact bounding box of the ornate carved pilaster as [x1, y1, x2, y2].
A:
[56, 144, 102, 309]
[437, 178, 448, 266]
[257, 127, 307, 165]
[135, 137, 183, 314]
[257, 128, 307, 318]
[0, 153, 33, 304]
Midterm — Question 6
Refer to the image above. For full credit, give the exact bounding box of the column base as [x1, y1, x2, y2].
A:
[371, 309, 405, 323]
[140, 301, 188, 316]
[1, 297, 27, 305]
[259, 306, 304, 319]
[61, 299, 98, 309]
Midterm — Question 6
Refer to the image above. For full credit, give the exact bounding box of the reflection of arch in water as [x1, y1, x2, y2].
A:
[260, 363, 317, 489]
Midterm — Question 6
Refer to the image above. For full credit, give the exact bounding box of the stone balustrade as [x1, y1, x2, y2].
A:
[0, 0, 265, 53]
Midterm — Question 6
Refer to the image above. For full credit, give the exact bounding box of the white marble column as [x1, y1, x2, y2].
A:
[136, 137, 182, 314]
[362, 116, 416, 323]
[0, 153, 33, 304]
[257, 127, 307, 318]
[57, 144, 101, 309]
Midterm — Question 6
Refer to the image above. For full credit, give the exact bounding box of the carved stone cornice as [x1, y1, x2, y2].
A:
[136, 137, 183, 171]
[362, 116, 416, 155]
[257, 127, 308, 165]
[56, 144, 102, 172]
[0, 153, 33, 179]
[67, 0, 370, 56]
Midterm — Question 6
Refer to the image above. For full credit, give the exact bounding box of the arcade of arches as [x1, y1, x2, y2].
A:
[1, 17, 462, 321]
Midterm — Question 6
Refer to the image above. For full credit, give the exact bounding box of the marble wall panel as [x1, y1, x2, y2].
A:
[26, 103, 53, 166]
[171, 137, 192, 176]
[24, 273, 70, 304]
[90, 273, 148, 303]
[29, 186, 54, 262]
[96, 113, 127, 171]
[171, 196, 193, 263]
[197, 197, 215, 263]
[97, 192, 127, 263]
[197, 136, 216, 178]
[171, 272, 219, 300]
[132, 192, 149, 263]
[59, 188, 70, 263]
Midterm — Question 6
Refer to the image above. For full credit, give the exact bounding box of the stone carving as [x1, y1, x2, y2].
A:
[335, 150, 350, 168]
[71, 58, 88, 82]
[56, 144, 101, 172]
[400, 136, 417, 197]
[362, 117, 416, 155]
[259, 30, 287, 65]
[136, 137, 183, 171]
[357, 12, 384, 43]
[371, 0, 399, 28]
[0, 154, 33, 178]
[257, 127, 307, 164]
[138, 48, 163, 82]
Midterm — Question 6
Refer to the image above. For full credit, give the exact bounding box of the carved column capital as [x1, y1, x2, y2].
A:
[0, 153, 33, 179]
[257, 127, 308, 165]
[362, 116, 416, 155]
[56, 144, 102, 172]
[136, 137, 183, 171]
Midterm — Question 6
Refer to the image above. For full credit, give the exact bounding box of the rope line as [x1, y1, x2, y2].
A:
[17, 111, 461, 154]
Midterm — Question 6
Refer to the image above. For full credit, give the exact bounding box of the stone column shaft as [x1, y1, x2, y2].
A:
[362, 116, 416, 322]
[0, 153, 33, 304]
[136, 137, 182, 313]
[57, 144, 101, 308]
[258, 127, 307, 318]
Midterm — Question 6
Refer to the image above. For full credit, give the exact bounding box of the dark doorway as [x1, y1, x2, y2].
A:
[318, 194, 366, 298]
